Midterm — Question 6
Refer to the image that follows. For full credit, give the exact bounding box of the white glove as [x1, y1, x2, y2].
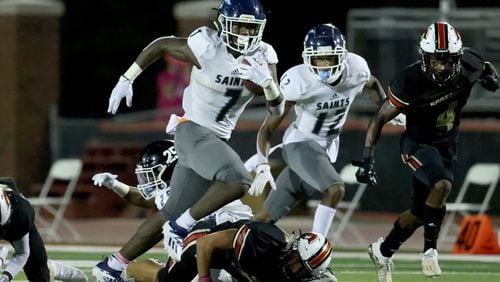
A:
[218, 269, 233, 282]
[0, 274, 10, 282]
[107, 78, 134, 114]
[92, 173, 118, 189]
[239, 57, 272, 87]
[388, 113, 406, 127]
[248, 163, 276, 196]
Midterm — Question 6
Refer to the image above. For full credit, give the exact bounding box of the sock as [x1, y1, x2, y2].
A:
[176, 209, 196, 231]
[107, 253, 127, 271]
[423, 205, 446, 252]
[312, 204, 336, 236]
[381, 220, 413, 258]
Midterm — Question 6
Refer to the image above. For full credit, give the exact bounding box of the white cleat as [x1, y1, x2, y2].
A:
[162, 220, 186, 262]
[422, 248, 442, 277]
[368, 237, 394, 282]
[49, 260, 88, 282]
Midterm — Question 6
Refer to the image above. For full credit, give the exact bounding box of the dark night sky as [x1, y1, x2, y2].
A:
[59, 0, 499, 118]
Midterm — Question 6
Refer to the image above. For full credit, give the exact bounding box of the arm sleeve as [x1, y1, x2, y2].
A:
[5, 233, 30, 278]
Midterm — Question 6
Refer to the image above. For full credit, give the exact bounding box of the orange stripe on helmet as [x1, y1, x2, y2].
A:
[309, 240, 332, 268]
[436, 22, 447, 50]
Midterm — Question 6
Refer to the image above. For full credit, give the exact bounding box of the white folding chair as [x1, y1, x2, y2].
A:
[439, 163, 500, 244]
[27, 158, 83, 242]
[308, 163, 368, 246]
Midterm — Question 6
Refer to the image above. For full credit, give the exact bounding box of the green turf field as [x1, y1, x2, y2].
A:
[10, 249, 500, 281]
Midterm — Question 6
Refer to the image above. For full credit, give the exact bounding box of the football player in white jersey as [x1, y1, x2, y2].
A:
[106, 0, 282, 262]
[248, 23, 397, 239]
[90, 140, 253, 281]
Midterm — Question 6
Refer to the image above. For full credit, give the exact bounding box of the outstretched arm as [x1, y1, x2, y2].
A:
[352, 99, 401, 186]
[196, 229, 237, 279]
[92, 173, 155, 208]
[108, 36, 198, 114]
[248, 101, 293, 196]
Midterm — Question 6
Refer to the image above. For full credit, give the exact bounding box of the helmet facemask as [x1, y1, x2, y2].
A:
[218, 13, 266, 54]
[303, 47, 347, 84]
[302, 23, 347, 84]
[135, 163, 168, 200]
[420, 51, 462, 84]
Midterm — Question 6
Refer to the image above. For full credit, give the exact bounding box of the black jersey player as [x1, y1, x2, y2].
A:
[352, 22, 499, 282]
[124, 220, 335, 282]
[0, 178, 87, 282]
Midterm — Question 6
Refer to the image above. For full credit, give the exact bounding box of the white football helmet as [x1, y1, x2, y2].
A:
[302, 23, 347, 84]
[296, 232, 333, 277]
[215, 0, 266, 54]
[419, 22, 463, 84]
[0, 185, 12, 226]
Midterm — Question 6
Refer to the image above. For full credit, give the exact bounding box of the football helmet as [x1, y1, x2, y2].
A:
[419, 22, 463, 84]
[282, 232, 333, 280]
[0, 185, 12, 226]
[303, 23, 347, 84]
[135, 140, 178, 200]
[215, 0, 266, 54]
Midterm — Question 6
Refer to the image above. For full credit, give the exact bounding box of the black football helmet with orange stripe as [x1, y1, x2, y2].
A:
[419, 22, 463, 84]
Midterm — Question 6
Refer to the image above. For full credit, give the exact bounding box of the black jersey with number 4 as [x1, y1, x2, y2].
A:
[388, 48, 484, 144]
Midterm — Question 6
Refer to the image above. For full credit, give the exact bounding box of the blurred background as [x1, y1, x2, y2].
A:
[1, 0, 500, 244]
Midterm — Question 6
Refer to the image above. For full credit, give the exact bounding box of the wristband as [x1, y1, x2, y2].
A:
[112, 180, 130, 197]
[263, 80, 280, 101]
[198, 276, 212, 282]
[121, 62, 143, 81]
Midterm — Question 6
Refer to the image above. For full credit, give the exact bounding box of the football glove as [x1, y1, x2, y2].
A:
[108, 77, 134, 114]
[0, 274, 10, 282]
[479, 74, 499, 92]
[352, 147, 378, 187]
[248, 163, 276, 196]
[92, 172, 118, 189]
[239, 57, 272, 87]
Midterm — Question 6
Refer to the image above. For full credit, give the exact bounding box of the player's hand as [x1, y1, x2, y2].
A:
[92, 173, 118, 189]
[479, 74, 499, 92]
[0, 274, 10, 282]
[388, 113, 406, 127]
[248, 163, 276, 196]
[239, 57, 272, 87]
[352, 147, 378, 187]
[108, 77, 134, 114]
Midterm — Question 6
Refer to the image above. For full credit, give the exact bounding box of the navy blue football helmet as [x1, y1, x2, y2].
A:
[216, 0, 266, 54]
[135, 140, 178, 200]
[302, 23, 347, 84]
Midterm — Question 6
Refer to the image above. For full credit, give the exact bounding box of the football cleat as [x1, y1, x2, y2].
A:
[92, 257, 123, 282]
[422, 248, 442, 277]
[49, 260, 89, 282]
[368, 237, 394, 282]
[162, 220, 188, 262]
